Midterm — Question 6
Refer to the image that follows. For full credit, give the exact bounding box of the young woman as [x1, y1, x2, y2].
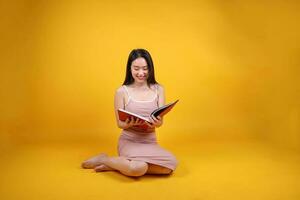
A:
[81, 49, 178, 177]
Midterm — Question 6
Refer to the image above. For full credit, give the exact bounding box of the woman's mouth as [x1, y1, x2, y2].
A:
[137, 76, 146, 80]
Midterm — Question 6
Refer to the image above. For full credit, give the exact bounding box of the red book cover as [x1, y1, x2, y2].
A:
[118, 100, 179, 131]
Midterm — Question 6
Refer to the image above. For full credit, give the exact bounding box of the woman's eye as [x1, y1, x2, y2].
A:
[132, 67, 148, 71]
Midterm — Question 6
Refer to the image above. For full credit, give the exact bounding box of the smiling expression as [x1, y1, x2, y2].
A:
[131, 57, 149, 83]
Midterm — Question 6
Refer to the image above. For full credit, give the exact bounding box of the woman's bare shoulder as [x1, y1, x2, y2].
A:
[155, 83, 164, 92]
[115, 85, 125, 96]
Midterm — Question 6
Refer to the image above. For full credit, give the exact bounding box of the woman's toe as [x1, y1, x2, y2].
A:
[81, 161, 92, 169]
[94, 165, 106, 172]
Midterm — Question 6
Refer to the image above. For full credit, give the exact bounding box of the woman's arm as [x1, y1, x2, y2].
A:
[146, 84, 165, 128]
[157, 84, 165, 125]
[114, 87, 129, 129]
[157, 84, 165, 107]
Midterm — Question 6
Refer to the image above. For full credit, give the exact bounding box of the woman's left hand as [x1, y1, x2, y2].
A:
[145, 116, 163, 129]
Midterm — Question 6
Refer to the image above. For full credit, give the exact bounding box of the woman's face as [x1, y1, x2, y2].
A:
[131, 57, 149, 84]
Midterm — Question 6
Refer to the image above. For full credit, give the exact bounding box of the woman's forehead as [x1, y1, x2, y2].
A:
[132, 57, 147, 67]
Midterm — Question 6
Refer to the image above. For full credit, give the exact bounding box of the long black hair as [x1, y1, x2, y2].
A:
[122, 49, 158, 87]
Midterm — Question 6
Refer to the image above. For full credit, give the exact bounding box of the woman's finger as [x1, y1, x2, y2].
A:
[129, 117, 135, 125]
[145, 122, 154, 128]
[152, 116, 159, 122]
[152, 117, 160, 126]
[149, 118, 154, 124]
[135, 118, 140, 124]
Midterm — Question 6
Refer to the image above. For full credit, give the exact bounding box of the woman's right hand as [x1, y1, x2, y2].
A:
[124, 117, 144, 129]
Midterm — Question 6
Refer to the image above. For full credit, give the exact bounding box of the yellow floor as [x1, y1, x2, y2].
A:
[0, 139, 300, 200]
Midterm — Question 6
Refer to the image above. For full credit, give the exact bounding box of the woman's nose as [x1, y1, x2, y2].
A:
[138, 70, 144, 75]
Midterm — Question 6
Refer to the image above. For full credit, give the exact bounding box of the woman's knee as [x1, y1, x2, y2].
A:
[127, 161, 148, 177]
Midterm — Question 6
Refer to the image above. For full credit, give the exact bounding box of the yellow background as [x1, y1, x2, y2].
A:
[1, 0, 300, 199]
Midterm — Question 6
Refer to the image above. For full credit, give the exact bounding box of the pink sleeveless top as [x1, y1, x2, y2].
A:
[122, 84, 159, 134]
[118, 84, 178, 171]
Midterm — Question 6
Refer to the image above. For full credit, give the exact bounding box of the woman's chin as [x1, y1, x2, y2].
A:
[135, 79, 147, 83]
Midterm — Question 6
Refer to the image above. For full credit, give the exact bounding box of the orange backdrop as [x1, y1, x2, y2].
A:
[1, 0, 299, 151]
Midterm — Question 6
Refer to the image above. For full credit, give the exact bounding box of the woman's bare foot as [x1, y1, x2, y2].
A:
[81, 153, 108, 169]
[94, 164, 114, 172]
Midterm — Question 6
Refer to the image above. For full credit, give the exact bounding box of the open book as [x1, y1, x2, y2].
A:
[118, 100, 179, 131]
